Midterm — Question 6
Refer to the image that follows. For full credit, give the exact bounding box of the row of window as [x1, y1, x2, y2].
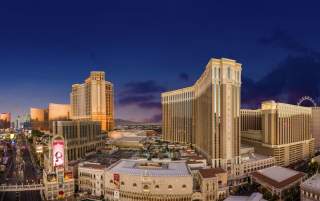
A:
[108, 180, 187, 190]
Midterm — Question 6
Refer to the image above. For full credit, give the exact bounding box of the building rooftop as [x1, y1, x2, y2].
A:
[224, 193, 266, 201]
[301, 174, 320, 194]
[251, 166, 305, 189]
[241, 153, 273, 163]
[79, 162, 105, 170]
[199, 168, 226, 178]
[108, 159, 191, 177]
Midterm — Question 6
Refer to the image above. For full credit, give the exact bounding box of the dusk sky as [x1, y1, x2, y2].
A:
[1, 1, 320, 122]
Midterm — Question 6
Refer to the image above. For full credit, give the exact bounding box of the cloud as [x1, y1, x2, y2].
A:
[243, 30, 320, 108]
[178, 72, 189, 82]
[119, 95, 154, 105]
[138, 101, 161, 109]
[118, 80, 165, 121]
[123, 80, 167, 95]
[259, 29, 320, 58]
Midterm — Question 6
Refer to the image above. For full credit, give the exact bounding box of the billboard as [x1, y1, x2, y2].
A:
[53, 139, 64, 167]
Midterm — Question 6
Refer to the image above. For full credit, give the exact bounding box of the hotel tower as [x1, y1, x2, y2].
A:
[70, 71, 114, 132]
[162, 58, 242, 169]
[241, 101, 315, 166]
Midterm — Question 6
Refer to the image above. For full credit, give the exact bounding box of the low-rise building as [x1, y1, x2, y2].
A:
[196, 168, 229, 201]
[78, 162, 105, 197]
[300, 173, 320, 201]
[104, 159, 193, 201]
[251, 166, 305, 199]
[224, 192, 266, 201]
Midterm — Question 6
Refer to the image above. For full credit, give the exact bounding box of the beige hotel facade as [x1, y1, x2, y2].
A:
[241, 101, 315, 166]
[162, 58, 242, 170]
[70, 71, 114, 132]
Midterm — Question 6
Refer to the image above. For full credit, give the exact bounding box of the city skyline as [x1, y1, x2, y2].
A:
[1, 1, 320, 122]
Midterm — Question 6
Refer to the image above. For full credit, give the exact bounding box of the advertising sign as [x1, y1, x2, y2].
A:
[53, 140, 64, 167]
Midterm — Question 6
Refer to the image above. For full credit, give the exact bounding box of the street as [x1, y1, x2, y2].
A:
[0, 133, 41, 201]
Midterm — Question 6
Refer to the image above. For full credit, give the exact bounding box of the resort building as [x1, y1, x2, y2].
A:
[162, 58, 242, 171]
[70, 71, 114, 132]
[30, 107, 49, 131]
[311, 107, 320, 150]
[0, 112, 11, 129]
[241, 101, 315, 166]
[51, 120, 105, 161]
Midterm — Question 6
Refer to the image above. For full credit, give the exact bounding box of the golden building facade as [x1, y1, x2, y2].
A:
[311, 107, 320, 150]
[240, 109, 261, 131]
[48, 103, 70, 121]
[162, 58, 242, 169]
[30, 107, 49, 130]
[0, 112, 11, 129]
[70, 71, 114, 132]
[241, 101, 315, 166]
[162, 86, 194, 144]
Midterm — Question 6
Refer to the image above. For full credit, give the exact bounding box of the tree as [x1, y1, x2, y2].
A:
[307, 161, 319, 176]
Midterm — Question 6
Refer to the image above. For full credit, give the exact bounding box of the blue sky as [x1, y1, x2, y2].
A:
[1, 0, 320, 122]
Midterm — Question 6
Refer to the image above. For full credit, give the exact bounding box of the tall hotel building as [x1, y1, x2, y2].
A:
[0, 112, 11, 129]
[241, 101, 315, 166]
[162, 58, 242, 168]
[70, 71, 114, 132]
[311, 107, 320, 150]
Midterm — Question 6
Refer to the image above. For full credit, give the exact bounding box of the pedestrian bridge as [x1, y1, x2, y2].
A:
[0, 184, 44, 192]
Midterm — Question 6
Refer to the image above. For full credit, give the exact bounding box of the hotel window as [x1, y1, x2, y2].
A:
[143, 185, 149, 190]
[168, 185, 173, 190]
[155, 185, 159, 189]
[182, 184, 186, 188]
[133, 183, 137, 187]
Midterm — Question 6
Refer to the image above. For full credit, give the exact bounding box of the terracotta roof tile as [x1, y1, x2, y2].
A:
[251, 171, 305, 189]
[199, 168, 226, 178]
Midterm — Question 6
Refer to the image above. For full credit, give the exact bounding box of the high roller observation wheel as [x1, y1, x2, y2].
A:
[297, 96, 317, 107]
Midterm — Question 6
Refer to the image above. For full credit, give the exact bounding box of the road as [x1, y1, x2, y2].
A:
[0, 133, 42, 201]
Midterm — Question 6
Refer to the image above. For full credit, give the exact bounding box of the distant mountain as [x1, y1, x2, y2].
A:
[115, 119, 142, 126]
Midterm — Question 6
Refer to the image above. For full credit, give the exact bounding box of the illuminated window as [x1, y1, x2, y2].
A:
[143, 185, 149, 190]
[168, 185, 173, 190]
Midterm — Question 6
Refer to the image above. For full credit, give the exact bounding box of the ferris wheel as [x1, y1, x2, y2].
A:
[297, 96, 317, 107]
